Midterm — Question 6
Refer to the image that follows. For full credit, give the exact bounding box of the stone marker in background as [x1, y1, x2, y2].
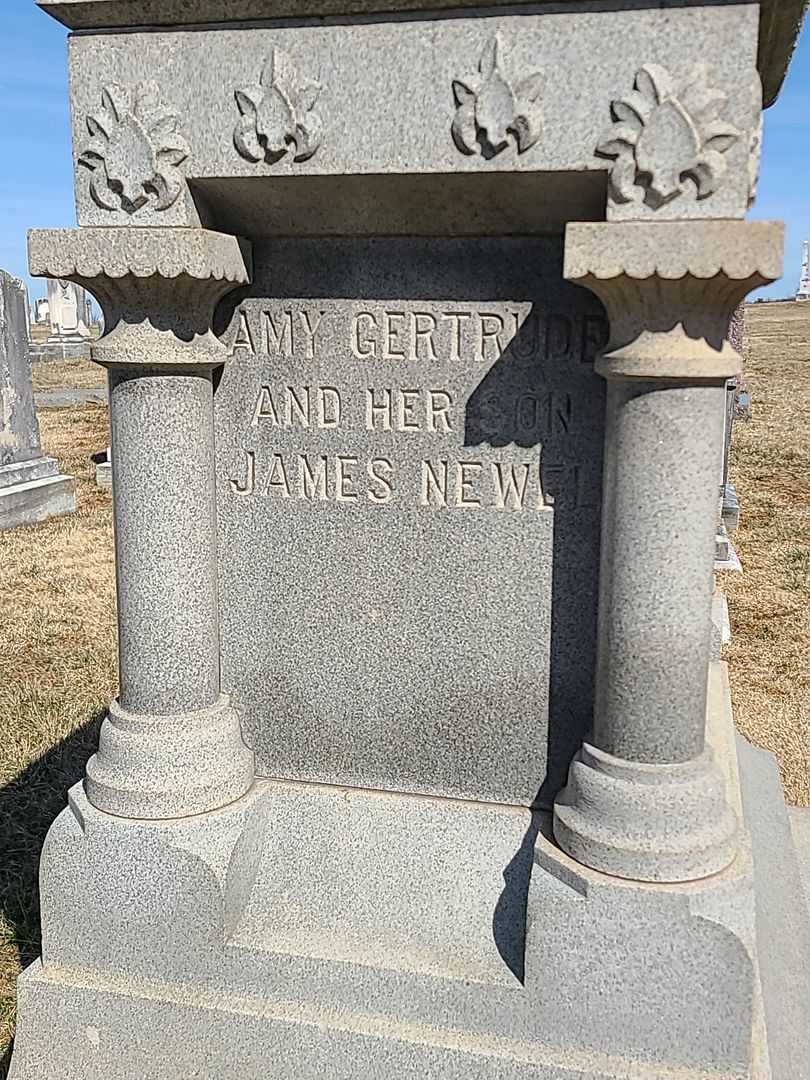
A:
[0, 269, 76, 530]
[47, 278, 92, 343]
[92, 445, 112, 490]
[33, 297, 49, 325]
[10, 1, 810, 1078]
[30, 278, 93, 361]
[19, 281, 32, 344]
[724, 306, 745, 527]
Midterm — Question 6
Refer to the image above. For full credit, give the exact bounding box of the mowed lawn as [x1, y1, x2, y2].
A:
[0, 402, 116, 1071]
[0, 303, 808, 1069]
[722, 301, 810, 805]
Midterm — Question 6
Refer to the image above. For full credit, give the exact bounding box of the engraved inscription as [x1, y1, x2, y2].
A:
[365, 388, 455, 433]
[224, 302, 604, 513]
[251, 386, 341, 429]
[230, 450, 395, 504]
[232, 306, 607, 365]
[420, 460, 545, 511]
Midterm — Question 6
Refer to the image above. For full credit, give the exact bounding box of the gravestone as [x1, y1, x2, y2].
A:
[0, 270, 76, 530]
[93, 445, 112, 490]
[715, 307, 745, 570]
[30, 279, 92, 361]
[723, 305, 745, 531]
[19, 281, 32, 343]
[47, 278, 92, 342]
[10, 1, 810, 1079]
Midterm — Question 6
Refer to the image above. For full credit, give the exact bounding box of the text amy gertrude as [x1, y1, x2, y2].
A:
[226, 305, 604, 511]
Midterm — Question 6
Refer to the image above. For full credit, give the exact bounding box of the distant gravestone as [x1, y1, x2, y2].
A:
[29, 279, 93, 361]
[47, 278, 92, 341]
[93, 445, 112, 490]
[714, 304, 746, 569]
[0, 270, 76, 529]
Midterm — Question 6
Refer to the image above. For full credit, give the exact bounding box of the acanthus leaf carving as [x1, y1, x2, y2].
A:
[596, 63, 740, 210]
[451, 36, 543, 160]
[234, 49, 322, 165]
[78, 83, 190, 215]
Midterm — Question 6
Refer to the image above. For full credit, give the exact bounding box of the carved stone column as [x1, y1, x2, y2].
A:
[553, 220, 782, 882]
[29, 227, 255, 819]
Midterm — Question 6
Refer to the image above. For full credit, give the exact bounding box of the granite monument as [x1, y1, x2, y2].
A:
[0, 269, 76, 530]
[30, 278, 93, 360]
[33, 297, 49, 325]
[10, 1, 810, 1078]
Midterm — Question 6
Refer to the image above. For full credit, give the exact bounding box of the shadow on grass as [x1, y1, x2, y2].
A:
[0, 710, 105, 1078]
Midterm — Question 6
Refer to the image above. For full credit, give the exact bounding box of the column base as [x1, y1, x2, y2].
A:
[85, 693, 254, 819]
[553, 742, 738, 883]
[10, 668, 810, 1079]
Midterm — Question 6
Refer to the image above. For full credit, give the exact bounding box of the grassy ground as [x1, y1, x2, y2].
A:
[0, 307, 808, 1067]
[30, 358, 105, 393]
[722, 301, 810, 805]
[0, 404, 116, 1069]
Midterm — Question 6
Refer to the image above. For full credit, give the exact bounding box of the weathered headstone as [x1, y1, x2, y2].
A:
[33, 297, 49, 324]
[19, 280, 32, 343]
[0, 270, 76, 530]
[714, 306, 745, 570]
[10, 1, 810, 1078]
[30, 278, 93, 361]
[47, 278, 92, 341]
[93, 445, 112, 490]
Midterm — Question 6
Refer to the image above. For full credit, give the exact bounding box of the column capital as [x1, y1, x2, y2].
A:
[564, 220, 783, 381]
[28, 227, 252, 368]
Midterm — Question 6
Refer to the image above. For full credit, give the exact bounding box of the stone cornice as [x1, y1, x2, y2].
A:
[565, 221, 784, 285]
[28, 228, 252, 369]
[759, 0, 808, 108]
[28, 228, 251, 287]
[564, 221, 783, 382]
[38, 1, 805, 109]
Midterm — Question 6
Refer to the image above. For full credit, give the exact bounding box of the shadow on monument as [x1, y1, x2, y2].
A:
[491, 811, 544, 983]
[464, 308, 606, 807]
[0, 708, 104, 1069]
[464, 308, 605, 981]
[214, 234, 608, 984]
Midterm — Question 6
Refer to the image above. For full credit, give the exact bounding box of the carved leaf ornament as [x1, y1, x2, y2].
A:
[234, 49, 322, 165]
[79, 83, 190, 214]
[452, 37, 543, 159]
[597, 64, 740, 209]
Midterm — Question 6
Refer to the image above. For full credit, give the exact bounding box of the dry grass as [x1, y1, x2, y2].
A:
[721, 301, 810, 806]
[0, 404, 116, 1068]
[0, 307, 807, 1068]
[30, 358, 105, 393]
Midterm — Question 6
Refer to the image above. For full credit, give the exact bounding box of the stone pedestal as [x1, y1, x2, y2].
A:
[0, 269, 76, 530]
[10, 1, 810, 1079]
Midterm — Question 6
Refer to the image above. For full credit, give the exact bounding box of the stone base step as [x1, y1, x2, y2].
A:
[0, 472, 76, 530]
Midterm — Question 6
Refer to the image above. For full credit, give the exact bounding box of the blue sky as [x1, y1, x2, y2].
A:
[0, 1, 807, 303]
